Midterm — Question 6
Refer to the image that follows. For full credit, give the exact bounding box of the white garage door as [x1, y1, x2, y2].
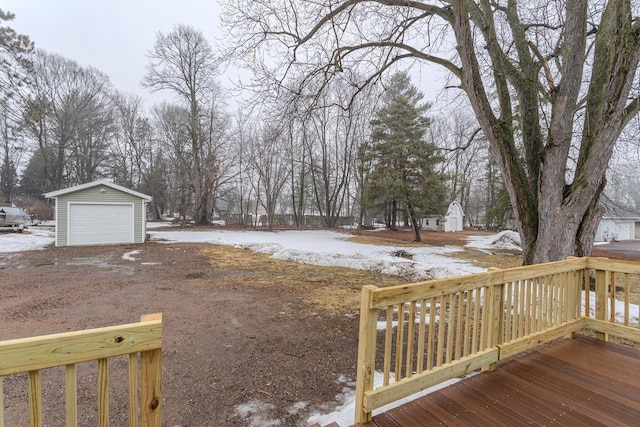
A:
[68, 203, 134, 246]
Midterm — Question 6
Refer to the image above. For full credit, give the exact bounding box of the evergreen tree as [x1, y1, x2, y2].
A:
[364, 72, 446, 242]
[0, 9, 32, 203]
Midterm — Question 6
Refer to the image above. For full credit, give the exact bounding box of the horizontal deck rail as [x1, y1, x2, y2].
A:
[0, 313, 162, 427]
[355, 257, 640, 423]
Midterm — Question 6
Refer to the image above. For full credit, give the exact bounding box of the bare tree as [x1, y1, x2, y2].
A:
[22, 51, 113, 191]
[229, 110, 258, 226]
[200, 97, 235, 221]
[249, 123, 290, 230]
[435, 111, 488, 226]
[110, 92, 146, 188]
[285, 114, 308, 227]
[66, 87, 114, 184]
[0, 103, 26, 203]
[302, 87, 360, 228]
[143, 24, 221, 224]
[222, 0, 640, 264]
[151, 102, 192, 221]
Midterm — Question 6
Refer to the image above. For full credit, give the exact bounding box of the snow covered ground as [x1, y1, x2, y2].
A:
[466, 229, 521, 251]
[0, 226, 55, 253]
[149, 229, 486, 281]
[2, 225, 501, 282]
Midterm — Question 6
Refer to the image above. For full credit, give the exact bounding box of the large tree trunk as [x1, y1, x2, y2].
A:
[190, 91, 209, 226]
[407, 202, 421, 242]
[451, 0, 640, 264]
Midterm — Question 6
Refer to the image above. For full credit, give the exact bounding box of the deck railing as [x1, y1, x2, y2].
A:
[0, 313, 162, 427]
[355, 257, 640, 423]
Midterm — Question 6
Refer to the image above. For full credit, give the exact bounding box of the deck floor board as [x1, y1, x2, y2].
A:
[357, 335, 640, 427]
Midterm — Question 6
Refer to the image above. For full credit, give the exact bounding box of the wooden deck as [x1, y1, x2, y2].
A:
[357, 335, 640, 426]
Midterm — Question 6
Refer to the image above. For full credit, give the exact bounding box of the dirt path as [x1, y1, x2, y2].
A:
[1, 240, 365, 426]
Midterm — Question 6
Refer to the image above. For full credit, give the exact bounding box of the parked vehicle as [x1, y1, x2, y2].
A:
[0, 207, 30, 232]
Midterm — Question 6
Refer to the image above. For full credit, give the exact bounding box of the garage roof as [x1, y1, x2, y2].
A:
[43, 180, 152, 201]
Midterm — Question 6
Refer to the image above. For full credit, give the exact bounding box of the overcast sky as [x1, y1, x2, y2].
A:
[2, 0, 449, 110]
[2, 0, 239, 103]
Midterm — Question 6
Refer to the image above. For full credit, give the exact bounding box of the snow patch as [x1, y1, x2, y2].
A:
[466, 230, 521, 251]
[149, 230, 486, 280]
[583, 291, 639, 326]
[286, 401, 308, 415]
[234, 400, 281, 427]
[146, 221, 175, 229]
[0, 227, 54, 253]
[122, 250, 140, 261]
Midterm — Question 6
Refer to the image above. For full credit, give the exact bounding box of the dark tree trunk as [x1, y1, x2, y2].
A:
[390, 199, 398, 231]
[407, 202, 421, 242]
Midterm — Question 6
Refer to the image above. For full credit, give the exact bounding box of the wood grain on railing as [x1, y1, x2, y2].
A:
[0, 314, 162, 427]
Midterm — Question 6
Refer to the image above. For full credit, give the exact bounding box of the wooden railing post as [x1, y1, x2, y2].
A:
[566, 257, 581, 324]
[28, 370, 42, 427]
[140, 314, 162, 427]
[571, 267, 582, 338]
[355, 285, 379, 424]
[594, 269, 608, 341]
[483, 269, 504, 371]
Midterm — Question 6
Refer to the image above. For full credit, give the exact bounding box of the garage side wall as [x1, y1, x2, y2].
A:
[55, 185, 146, 247]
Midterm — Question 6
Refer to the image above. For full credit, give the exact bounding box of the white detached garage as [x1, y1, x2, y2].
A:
[44, 180, 152, 247]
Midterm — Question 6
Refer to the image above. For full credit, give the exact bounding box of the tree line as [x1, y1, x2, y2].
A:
[0, 13, 510, 236]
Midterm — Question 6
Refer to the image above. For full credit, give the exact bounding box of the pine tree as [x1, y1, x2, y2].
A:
[364, 72, 446, 242]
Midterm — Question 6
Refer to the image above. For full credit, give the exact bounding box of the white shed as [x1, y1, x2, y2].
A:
[44, 180, 152, 247]
[444, 201, 465, 232]
[421, 201, 465, 232]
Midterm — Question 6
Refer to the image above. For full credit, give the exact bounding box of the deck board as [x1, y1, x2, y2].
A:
[357, 335, 640, 427]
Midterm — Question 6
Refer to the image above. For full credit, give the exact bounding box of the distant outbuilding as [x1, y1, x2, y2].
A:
[422, 201, 465, 232]
[44, 180, 152, 247]
[595, 200, 640, 242]
[443, 200, 465, 232]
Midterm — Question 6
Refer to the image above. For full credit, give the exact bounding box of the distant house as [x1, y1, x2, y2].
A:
[44, 180, 152, 247]
[422, 201, 465, 232]
[422, 216, 441, 231]
[595, 201, 640, 242]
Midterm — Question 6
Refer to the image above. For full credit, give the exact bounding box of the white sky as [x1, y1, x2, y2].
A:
[1, 0, 450, 109]
[1, 0, 243, 104]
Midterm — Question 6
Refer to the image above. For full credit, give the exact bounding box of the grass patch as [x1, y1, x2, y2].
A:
[200, 245, 406, 314]
[448, 248, 522, 270]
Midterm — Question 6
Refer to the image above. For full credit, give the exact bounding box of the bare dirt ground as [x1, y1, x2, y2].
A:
[1, 227, 424, 426]
[1, 226, 631, 426]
